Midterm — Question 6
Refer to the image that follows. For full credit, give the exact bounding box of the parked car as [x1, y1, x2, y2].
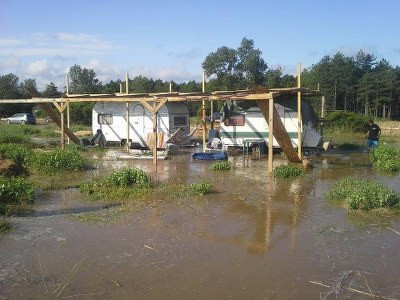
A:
[6, 113, 36, 125]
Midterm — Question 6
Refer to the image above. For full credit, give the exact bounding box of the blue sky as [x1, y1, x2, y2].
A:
[0, 0, 399, 90]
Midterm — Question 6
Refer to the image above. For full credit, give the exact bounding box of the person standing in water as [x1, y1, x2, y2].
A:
[366, 120, 381, 151]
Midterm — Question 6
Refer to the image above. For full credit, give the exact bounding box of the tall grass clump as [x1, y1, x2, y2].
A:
[273, 165, 304, 178]
[370, 144, 400, 173]
[327, 178, 400, 211]
[0, 219, 13, 235]
[80, 168, 152, 201]
[210, 161, 231, 171]
[0, 176, 35, 206]
[32, 148, 88, 174]
[325, 112, 370, 133]
[189, 181, 213, 195]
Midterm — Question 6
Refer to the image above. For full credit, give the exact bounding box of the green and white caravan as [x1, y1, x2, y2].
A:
[219, 100, 322, 150]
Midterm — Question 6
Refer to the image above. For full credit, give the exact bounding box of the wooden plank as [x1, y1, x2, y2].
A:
[268, 98, 274, 174]
[297, 63, 302, 160]
[256, 100, 301, 163]
[39, 103, 81, 145]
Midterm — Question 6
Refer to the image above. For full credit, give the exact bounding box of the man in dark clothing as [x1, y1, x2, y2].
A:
[366, 120, 381, 151]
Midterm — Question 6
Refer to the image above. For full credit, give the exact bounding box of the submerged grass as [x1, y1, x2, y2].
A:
[339, 143, 360, 151]
[210, 161, 231, 171]
[370, 144, 400, 173]
[327, 177, 400, 211]
[273, 165, 304, 178]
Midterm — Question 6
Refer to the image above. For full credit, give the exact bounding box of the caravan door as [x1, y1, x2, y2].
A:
[131, 104, 146, 146]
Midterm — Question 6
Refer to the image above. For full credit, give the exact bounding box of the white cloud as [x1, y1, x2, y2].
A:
[0, 55, 20, 69]
[25, 60, 49, 76]
[0, 39, 26, 47]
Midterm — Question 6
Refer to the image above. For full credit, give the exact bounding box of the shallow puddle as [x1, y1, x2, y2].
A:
[1, 149, 400, 299]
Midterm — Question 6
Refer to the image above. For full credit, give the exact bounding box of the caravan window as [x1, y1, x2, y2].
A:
[224, 114, 245, 126]
[98, 114, 113, 125]
[174, 116, 187, 127]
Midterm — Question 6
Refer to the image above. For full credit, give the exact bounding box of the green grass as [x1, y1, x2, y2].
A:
[31, 148, 89, 174]
[273, 165, 304, 178]
[0, 219, 13, 235]
[338, 143, 360, 151]
[327, 177, 400, 211]
[370, 144, 400, 173]
[0, 176, 35, 211]
[210, 161, 231, 171]
[189, 181, 213, 195]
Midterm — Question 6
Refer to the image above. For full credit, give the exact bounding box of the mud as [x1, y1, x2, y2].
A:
[0, 147, 400, 299]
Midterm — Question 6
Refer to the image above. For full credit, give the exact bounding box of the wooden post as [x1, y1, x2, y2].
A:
[202, 70, 206, 152]
[152, 102, 158, 166]
[169, 82, 172, 93]
[65, 74, 70, 145]
[268, 98, 274, 174]
[126, 74, 129, 152]
[61, 106, 65, 150]
[321, 96, 325, 118]
[66, 102, 70, 145]
[119, 83, 122, 94]
[210, 100, 214, 129]
[297, 63, 302, 160]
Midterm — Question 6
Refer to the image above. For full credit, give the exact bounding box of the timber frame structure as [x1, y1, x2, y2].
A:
[0, 68, 322, 174]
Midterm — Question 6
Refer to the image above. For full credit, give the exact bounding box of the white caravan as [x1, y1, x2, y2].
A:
[219, 102, 322, 150]
[92, 102, 189, 147]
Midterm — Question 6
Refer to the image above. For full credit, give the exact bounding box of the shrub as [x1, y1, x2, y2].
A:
[32, 148, 88, 174]
[325, 112, 370, 133]
[327, 178, 400, 211]
[0, 133, 29, 144]
[189, 181, 213, 195]
[210, 161, 231, 171]
[0, 176, 35, 205]
[105, 168, 151, 187]
[0, 144, 32, 168]
[273, 165, 303, 178]
[370, 144, 400, 173]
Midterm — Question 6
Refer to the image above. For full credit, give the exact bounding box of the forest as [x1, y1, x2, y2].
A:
[1, 38, 399, 123]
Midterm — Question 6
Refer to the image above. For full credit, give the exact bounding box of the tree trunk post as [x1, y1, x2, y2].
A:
[126, 73, 130, 153]
[202, 70, 206, 152]
[153, 102, 158, 167]
[268, 98, 274, 175]
[297, 63, 302, 160]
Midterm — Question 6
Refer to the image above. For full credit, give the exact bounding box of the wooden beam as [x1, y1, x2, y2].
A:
[67, 101, 70, 145]
[126, 74, 130, 152]
[202, 70, 206, 152]
[256, 100, 301, 163]
[152, 102, 158, 166]
[139, 99, 155, 113]
[297, 63, 302, 160]
[154, 99, 167, 113]
[268, 98, 274, 174]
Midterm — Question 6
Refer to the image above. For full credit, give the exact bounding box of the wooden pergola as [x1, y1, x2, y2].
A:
[0, 68, 323, 174]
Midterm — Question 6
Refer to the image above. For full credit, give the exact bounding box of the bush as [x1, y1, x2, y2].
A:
[105, 168, 151, 187]
[325, 112, 370, 133]
[0, 176, 35, 205]
[189, 181, 213, 195]
[0, 144, 32, 168]
[0, 133, 29, 144]
[370, 144, 400, 173]
[273, 165, 303, 178]
[327, 178, 400, 211]
[210, 161, 231, 171]
[32, 148, 88, 174]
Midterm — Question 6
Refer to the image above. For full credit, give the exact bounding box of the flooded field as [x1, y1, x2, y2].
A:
[1, 146, 400, 299]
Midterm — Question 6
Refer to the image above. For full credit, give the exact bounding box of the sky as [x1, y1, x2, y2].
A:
[0, 0, 399, 91]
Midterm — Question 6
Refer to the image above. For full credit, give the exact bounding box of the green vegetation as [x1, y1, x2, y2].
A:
[370, 144, 400, 172]
[0, 176, 35, 206]
[327, 178, 400, 211]
[0, 219, 13, 235]
[210, 161, 231, 171]
[189, 181, 213, 195]
[325, 112, 370, 133]
[338, 143, 360, 151]
[80, 168, 152, 202]
[273, 165, 304, 178]
[32, 148, 88, 174]
[0, 144, 32, 169]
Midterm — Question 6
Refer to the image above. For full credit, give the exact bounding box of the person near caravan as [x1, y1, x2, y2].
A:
[366, 120, 381, 151]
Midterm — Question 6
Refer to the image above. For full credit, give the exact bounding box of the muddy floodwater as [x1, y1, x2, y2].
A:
[1, 147, 400, 299]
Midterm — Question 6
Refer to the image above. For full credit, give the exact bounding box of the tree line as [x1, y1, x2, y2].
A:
[1, 37, 399, 122]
